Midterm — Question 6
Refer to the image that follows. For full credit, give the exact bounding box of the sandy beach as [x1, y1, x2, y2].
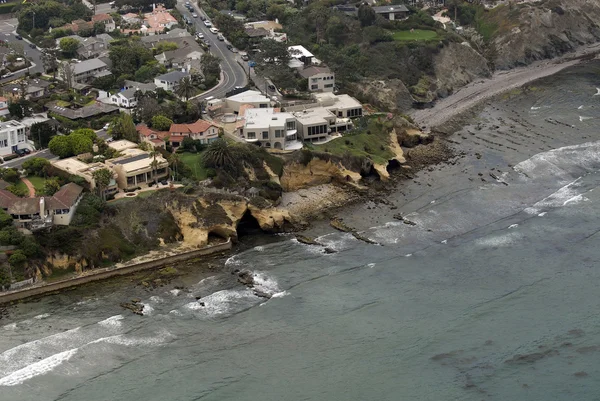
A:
[412, 42, 600, 131]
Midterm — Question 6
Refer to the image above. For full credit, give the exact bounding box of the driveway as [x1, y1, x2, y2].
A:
[177, 0, 247, 100]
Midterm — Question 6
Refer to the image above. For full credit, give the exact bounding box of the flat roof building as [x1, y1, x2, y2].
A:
[106, 148, 169, 189]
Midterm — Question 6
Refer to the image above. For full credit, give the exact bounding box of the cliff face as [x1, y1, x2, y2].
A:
[491, 0, 600, 69]
[280, 158, 363, 192]
[433, 42, 491, 97]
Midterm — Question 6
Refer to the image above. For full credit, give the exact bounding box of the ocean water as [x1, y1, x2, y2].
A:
[1, 62, 600, 400]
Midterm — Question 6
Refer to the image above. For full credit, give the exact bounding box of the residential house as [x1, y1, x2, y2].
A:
[51, 158, 118, 197]
[155, 43, 203, 69]
[137, 124, 168, 149]
[61, 19, 93, 34]
[108, 139, 138, 152]
[288, 45, 315, 68]
[314, 93, 363, 118]
[47, 101, 119, 121]
[298, 66, 335, 92]
[123, 80, 157, 94]
[2, 78, 52, 100]
[129, 5, 178, 35]
[2, 183, 84, 230]
[91, 13, 116, 32]
[110, 88, 138, 108]
[292, 107, 337, 143]
[219, 10, 246, 21]
[372, 5, 409, 20]
[154, 70, 190, 91]
[105, 148, 169, 189]
[0, 97, 8, 116]
[239, 108, 298, 150]
[122, 12, 142, 24]
[332, 4, 358, 16]
[0, 120, 28, 156]
[56, 34, 113, 59]
[71, 58, 111, 83]
[139, 28, 192, 47]
[225, 90, 272, 114]
[244, 20, 286, 42]
[167, 119, 219, 149]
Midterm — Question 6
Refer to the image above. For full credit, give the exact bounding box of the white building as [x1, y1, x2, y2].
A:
[288, 45, 317, 68]
[239, 108, 298, 150]
[298, 66, 335, 92]
[110, 89, 138, 108]
[225, 90, 272, 114]
[0, 120, 28, 156]
[314, 93, 363, 118]
[154, 70, 190, 91]
[0, 97, 8, 116]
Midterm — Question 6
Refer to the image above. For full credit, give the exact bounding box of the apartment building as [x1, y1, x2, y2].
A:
[0, 120, 28, 156]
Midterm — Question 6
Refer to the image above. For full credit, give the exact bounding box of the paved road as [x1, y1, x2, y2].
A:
[0, 18, 45, 83]
[177, 0, 247, 99]
[3, 149, 56, 169]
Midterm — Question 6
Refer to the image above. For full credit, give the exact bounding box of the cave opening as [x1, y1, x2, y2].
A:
[236, 210, 263, 238]
[386, 159, 401, 173]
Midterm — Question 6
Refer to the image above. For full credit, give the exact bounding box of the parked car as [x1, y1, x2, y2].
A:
[209, 27, 218, 34]
[29, 43, 36, 49]
[216, 33, 224, 41]
[204, 20, 212, 27]
[226, 44, 232, 50]
[15, 34, 22, 40]
[23, 148, 30, 155]
[192, 13, 198, 17]
[200, 16, 206, 21]
[15, 149, 26, 156]
[268, 84, 276, 92]
[102, 123, 110, 130]
[240, 53, 249, 61]
[203, 39, 211, 47]
[196, 33, 204, 39]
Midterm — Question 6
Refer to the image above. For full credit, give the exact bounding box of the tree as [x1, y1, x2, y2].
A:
[8, 250, 27, 268]
[59, 37, 80, 57]
[149, 150, 160, 184]
[59, 62, 75, 90]
[255, 39, 291, 69]
[134, 96, 161, 124]
[8, 102, 25, 119]
[153, 41, 178, 54]
[71, 128, 97, 142]
[42, 177, 61, 196]
[109, 40, 153, 77]
[22, 157, 50, 176]
[181, 136, 195, 151]
[151, 115, 173, 131]
[0, 208, 12, 229]
[91, 168, 113, 200]
[69, 133, 93, 155]
[200, 53, 221, 82]
[110, 113, 138, 142]
[1, 168, 20, 184]
[48, 135, 72, 158]
[175, 77, 195, 101]
[31, 121, 58, 149]
[358, 4, 377, 27]
[202, 139, 236, 169]
[16, 79, 29, 99]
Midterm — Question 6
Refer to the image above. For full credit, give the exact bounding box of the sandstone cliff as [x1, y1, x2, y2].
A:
[280, 157, 363, 191]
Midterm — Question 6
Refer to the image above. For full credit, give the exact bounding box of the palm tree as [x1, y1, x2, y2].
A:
[149, 149, 160, 185]
[169, 152, 180, 181]
[175, 76, 194, 101]
[92, 168, 113, 201]
[202, 139, 237, 170]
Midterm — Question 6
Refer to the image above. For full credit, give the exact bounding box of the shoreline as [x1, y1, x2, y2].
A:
[412, 42, 600, 131]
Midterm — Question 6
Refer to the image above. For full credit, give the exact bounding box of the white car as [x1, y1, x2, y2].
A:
[204, 20, 212, 27]
[192, 13, 198, 17]
[209, 27, 219, 34]
[102, 123, 110, 130]
[196, 33, 204, 39]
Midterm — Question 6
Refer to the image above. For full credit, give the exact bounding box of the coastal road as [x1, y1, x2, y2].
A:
[176, 0, 247, 100]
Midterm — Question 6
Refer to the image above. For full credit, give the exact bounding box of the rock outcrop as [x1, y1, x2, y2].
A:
[491, 0, 600, 69]
[433, 42, 491, 97]
[280, 158, 363, 192]
[349, 79, 415, 113]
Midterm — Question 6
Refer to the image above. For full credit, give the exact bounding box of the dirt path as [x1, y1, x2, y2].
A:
[412, 42, 600, 131]
[20, 178, 36, 198]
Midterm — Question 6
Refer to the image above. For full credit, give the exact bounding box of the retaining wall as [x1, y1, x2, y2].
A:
[0, 241, 232, 304]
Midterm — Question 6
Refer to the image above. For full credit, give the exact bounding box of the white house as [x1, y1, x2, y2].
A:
[298, 66, 335, 92]
[225, 90, 272, 114]
[154, 70, 190, 91]
[239, 108, 299, 150]
[110, 88, 138, 108]
[0, 120, 28, 156]
[0, 97, 8, 117]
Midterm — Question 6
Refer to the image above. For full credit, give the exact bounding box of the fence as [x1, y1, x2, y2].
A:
[0, 240, 232, 304]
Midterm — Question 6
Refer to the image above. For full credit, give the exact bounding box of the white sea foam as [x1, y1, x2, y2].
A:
[33, 313, 51, 320]
[251, 271, 281, 295]
[594, 88, 600, 96]
[508, 224, 519, 229]
[578, 105, 584, 110]
[563, 194, 586, 206]
[169, 289, 182, 296]
[476, 232, 522, 248]
[97, 315, 124, 328]
[405, 254, 412, 257]
[367, 263, 376, 268]
[0, 348, 78, 386]
[2, 323, 17, 330]
[271, 291, 289, 299]
[530, 106, 541, 110]
[524, 177, 585, 214]
[441, 240, 447, 244]
[254, 245, 265, 252]
[184, 289, 258, 316]
[149, 296, 163, 303]
[315, 232, 355, 251]
[141, 303, 154, 316]
[579, 116, 593, 122]
[538, 212, 547, 217]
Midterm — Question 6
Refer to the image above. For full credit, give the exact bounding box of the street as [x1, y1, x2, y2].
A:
[0, 18, 44, 84]
[176, 0, 248, 99]
[3, 149, 56, 169]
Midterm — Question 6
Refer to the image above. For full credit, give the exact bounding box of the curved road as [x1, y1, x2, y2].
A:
[176, 0, 247, 100]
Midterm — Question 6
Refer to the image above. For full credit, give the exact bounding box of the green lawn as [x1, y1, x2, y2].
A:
[179, 151, 210, 180]
[311, 116, 395, 165]
[392, 29, 439, 42]
[27, 176, 47, 193]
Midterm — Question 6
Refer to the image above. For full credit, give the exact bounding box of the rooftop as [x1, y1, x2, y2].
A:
[124, 80, 157, 93]
[298, 66, 332, 79]
[244, 108, 294, 129]
[108, 148, 168, 174]
[288, 45, 314, 59]
[92, 13, 113, 22]
[227, 90, 270, 104]
[48, 101, 119, 120]
[372, 4, 409, 13]
[156, 70, 190, 82]
[0, 120, 25, 130]
[108, 139, 138, 152]
[315, 93, 362, 110]
[293, 107, 335, 125]
[49, 183, 83, 210]
[169, 119, 216, 134]
[72, 58, 107, 75]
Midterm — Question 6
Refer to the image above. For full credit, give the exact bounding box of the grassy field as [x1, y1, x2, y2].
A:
[312, 116, 395, 165]
[27, 176, 47, 193]
[392, 29, 439, 42]
[179, 151, 210, 180]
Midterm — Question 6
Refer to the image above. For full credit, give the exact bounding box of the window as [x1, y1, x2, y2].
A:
[275, 130, 282, 138]
[311, 78, 318, 83]
[262, 131, 269, 140]
[286, 121, 295, 130]
[324, 84, 333, 88]
[259, 103, 268, 108]
[311, 85, 318, 90]
[307, 125, 327, 136]
[247, 132, 256, 139]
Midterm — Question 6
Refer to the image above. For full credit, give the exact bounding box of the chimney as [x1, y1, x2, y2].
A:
[39, 198, 45, 217]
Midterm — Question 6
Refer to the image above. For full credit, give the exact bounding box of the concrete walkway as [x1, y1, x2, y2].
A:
[21, 177, 36, 197]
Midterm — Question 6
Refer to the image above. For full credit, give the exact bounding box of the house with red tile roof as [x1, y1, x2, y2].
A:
[91, 13, 116, 32]
[137, 124, 168, 149]
[167, 120, 219, 149]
